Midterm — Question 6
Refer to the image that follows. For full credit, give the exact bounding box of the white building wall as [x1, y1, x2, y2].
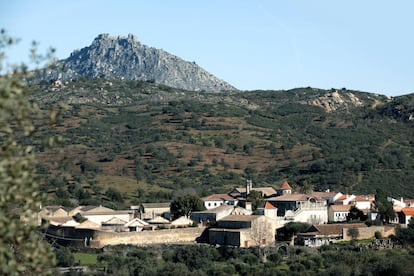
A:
[84, 213, 131, 225]
[264, 208, 278, 218]
[404, 215, 413, 225]
[204, 200, 225, 210]
[328, 208, 349, 222]
[329, 211, 348, 222]
[292, 208, 328, 224]
[388, 197, 407, 208]
[355, 201, 371, 210]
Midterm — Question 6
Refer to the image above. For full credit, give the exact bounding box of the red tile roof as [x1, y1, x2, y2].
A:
[220, 215, 261, 222]
[202, 194, 234, 201]
[280, 181, 292, 190]
[402, 208, 414, 216]
[330, 205, 352, 212]
[312, 223, 367, 236]
[336, 195, 348, 201]
[264, 202, 276, 209]
[266, 193, 309, 202]
[353, 195, 374, 202]
[311, 191, 338, 198]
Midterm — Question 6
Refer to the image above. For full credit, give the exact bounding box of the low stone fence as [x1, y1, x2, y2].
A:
[342, 225, 395, 241]
[90, 227, 205, 248]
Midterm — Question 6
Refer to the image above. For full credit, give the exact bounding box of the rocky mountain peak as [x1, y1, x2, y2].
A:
[38, 34, 236, 92]
[90, 33, 140, 48]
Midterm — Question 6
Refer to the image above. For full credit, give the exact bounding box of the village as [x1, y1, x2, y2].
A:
[38, 180, 414, 249]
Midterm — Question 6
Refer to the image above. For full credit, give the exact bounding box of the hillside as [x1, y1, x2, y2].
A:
[34, 34, 236, 92]
[26, 78, 414, 209]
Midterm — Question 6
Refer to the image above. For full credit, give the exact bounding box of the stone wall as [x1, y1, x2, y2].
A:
[91, 227, 205, 248]
[342, 225, 395, 241]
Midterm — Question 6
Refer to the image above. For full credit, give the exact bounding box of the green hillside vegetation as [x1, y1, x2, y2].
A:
[26, 78, 414, 208]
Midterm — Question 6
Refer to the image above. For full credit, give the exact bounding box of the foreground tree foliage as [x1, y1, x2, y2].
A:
[374, 188, 396, 223]
[170, 194, 205, 220]
[87, 244, 414, 276]
[0, 30, 55, 275]
[396, 218, 414, 246]
[277, 222, 312, 243]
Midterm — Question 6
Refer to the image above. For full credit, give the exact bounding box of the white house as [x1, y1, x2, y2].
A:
[124, 218, 151, 232]
[297, 223, 368, 247]
[328, 204, 351, 222]
[388, 197, 407, 208]
[353, 196, 373, 210]
[265, 193, 328, 224]
[68, 205, 114, 217]
[138, 203, 171, 220]
[399, 208, 414, 225]
[82, 210, 133, 225]
[191, 205, 252, 225]
[202, 194, 237, 210]
[257, 202, 278, 218]
[286, 204, 328, 225]
[311, 191, 342, 205]
[333, 194, 356, 205]
[276, 181, 292, 195]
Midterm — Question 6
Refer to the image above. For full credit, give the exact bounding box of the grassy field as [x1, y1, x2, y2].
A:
[73, 252, 98, 265]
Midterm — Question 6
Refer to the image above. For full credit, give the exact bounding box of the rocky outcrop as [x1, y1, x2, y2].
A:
[302, 90, 364, 112]
[37, 34, 236, 92]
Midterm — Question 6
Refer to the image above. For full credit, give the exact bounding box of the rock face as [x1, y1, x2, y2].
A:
[302, 90, 365, 112]
[39, 34, 236, 91]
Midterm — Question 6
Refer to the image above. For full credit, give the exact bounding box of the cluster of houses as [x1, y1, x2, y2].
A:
[39, 180, 414, 248]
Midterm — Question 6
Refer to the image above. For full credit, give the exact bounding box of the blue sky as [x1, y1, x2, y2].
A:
[1, 0, 413, 96]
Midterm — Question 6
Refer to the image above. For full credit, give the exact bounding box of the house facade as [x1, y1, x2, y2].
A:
[83, 210, 133, 225]
[276, 181, 292, 195]
[202, 194, 237, 210]
[137, 203, 171, 220]
[266, 193, 326, 217]
[296, 223, 367, 247]
[257, 202, 278, 218]
[209, 215, 276, 247]
[399, 208, 414, 225]
[328, 205, 352, 222]
[191, 205, 252, 225]
[351, 196, 374, 210]
[68, 205, 114, 217]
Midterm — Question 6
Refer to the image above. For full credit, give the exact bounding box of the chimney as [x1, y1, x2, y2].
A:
[246, 179, 251, 195]
[245, 202, 252, 211]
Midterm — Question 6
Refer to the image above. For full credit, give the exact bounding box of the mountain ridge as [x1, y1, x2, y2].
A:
[31, 76, 392, 114]
[36, 33, 236, 91]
